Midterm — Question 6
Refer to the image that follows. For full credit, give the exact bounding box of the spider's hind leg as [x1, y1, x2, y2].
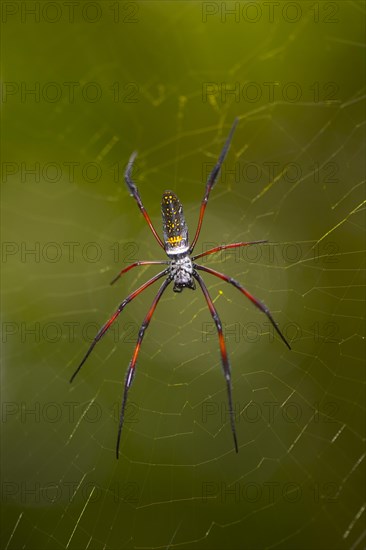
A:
[193, 271, 239, 453]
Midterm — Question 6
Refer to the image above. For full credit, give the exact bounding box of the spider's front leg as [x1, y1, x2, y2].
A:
[190, 118, 239, 253]
[125, 151, 165, 250]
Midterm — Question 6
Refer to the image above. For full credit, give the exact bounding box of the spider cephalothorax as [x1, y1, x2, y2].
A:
[169, 255, 195, 292]
[71, 118, 291, 458]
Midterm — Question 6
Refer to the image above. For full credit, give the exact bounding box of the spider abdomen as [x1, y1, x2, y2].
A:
[170, 256, 195, 292]
[161, 191, 190, 256]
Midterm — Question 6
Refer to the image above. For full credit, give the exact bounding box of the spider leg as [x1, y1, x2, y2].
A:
[193, 271, 239, 454]
[194, 264, 291, 350]
[70, 268, 169, 383]
[110, 260, 169, 286]
[191, 241, 267, 261]
[125, 151, 165, 250]
[116, 277, 171, 458]
[189, 118, 239, 253]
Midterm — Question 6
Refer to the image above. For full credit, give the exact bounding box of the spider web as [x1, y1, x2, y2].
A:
[1, 1, 365, 549]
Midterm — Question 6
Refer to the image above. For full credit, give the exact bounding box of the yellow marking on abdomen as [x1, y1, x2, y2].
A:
[168, 236, 183, 244]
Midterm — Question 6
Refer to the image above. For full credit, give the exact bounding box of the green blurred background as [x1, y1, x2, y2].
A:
[1, 1, 365, 549]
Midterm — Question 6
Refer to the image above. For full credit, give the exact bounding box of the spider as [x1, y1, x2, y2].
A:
[70, 118, 291, 458]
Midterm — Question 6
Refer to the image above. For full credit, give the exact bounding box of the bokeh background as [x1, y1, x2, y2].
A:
[2, 1, 365, 549]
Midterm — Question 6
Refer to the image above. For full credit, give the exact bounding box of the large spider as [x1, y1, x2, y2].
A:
[70, 118, 291, 458]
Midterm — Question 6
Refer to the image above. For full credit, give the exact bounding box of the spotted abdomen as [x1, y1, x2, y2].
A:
[161, 191, 189, 256]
